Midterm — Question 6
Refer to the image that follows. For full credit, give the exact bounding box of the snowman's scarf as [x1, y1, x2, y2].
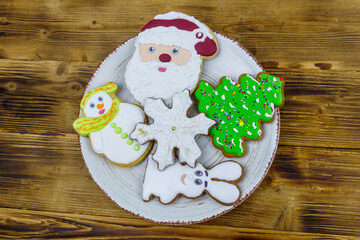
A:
[73, 99, 120, 136]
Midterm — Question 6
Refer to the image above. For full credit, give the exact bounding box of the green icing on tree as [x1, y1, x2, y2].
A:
[194, 73, 285, 157]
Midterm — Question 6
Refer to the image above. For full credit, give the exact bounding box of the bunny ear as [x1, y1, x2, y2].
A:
[209, 161, 243, 182]
[206, 181, 241, 205]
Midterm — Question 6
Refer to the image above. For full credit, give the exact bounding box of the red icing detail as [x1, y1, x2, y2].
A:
[99, 109, 105, 115]
[141, 19, 199, 32]
[196, 32, 203, 39]
[159, 53, 171, 62]
[158, 67, 167, 72]
[194, 37, 217, 57]
[280, 77, 284, 81]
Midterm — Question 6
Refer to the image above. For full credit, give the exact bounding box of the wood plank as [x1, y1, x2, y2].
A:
[0, 131, 358, 236]
[0, 59, 359, 149]
[0, 207, 357, 240]
[0, 0, 360, 70]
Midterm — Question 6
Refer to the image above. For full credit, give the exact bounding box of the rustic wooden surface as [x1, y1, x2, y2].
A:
[0, 0, 359, 239]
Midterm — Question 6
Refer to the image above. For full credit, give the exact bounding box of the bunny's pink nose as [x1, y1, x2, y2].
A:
[159, 54, 171, 62]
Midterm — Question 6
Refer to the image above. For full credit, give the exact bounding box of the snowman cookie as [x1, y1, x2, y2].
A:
[143, 155, 244, 206]
[73, 82, 152, 167]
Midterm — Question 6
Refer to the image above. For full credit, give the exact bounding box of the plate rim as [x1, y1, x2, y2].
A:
[78, 32, 280, 225]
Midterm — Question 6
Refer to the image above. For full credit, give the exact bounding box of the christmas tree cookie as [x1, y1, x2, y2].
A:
[194, 72, 285, 157]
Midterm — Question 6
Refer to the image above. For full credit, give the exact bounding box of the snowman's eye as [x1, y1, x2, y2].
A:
[90, 103, 95, 108]
[194, 179, 202, 185]
[195, 170, 203, 176]
[149, 46, 155, 53]
[172, 48, 179, 55]
[98, 96, 103, 102]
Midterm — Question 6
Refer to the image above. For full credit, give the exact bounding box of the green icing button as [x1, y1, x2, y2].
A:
[121, 132, 128, 139]
[115, 127, 122, 134]
[127, 139, 133, 145]
[134, 145, 140, 151]
[111, 122, 116, 128]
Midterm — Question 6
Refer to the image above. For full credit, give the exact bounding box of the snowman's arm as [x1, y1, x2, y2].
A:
[90, 131, 104, 153]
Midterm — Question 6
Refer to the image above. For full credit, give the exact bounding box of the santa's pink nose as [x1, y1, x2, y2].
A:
[159, 54, 171, 62]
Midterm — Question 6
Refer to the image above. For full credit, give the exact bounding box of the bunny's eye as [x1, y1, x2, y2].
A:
[195, 170, 203, 176]
[194, 179, 202, 185]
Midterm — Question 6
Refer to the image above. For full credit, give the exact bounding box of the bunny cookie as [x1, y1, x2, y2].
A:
[143, 156, 244, 205]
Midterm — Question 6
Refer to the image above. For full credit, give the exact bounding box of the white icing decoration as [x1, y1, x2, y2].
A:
[256, 98, 260, 103]
[224, 86, 229, 91]
[247, 131, 252, 136]
[233, 128, 239, 133]
[267, 87, 272, 91]
[205, 82, 209, 86]
[274, 93, 277, 98]
[252, 122, 257, 129]
[256, 111, 261, 115]
[265, 113, 272, 118]
[258, 129, 262, 136]
[265, 103, 276, 118]
[206, 105, 209, 110]
[131, 90, 215, 170]
[85, 94, 151, 165]
[242, 104, 248, 110]
[216, 137, 223, 146]
[229, 103, 236, 109]
[231, 138, 236, 147]
[214, 91, 218, 95]
[143, 157, 243, 205]
[252, 85, 256, 91]
[221, 94, 225, 100]
[273, 77, 277, 82]
[239, 139, 243, 152]
[221, 121, 225, 124]
[247, 90, 251, 95]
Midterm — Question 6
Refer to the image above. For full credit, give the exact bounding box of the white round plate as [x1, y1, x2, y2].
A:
[79, 33, 280, 224]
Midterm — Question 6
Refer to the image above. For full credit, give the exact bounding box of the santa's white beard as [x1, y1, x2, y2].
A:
[125, 51, 202, 104]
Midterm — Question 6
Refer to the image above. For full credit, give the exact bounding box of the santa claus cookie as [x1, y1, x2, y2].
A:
[194, 73, 285, 157]
[143, 155, 244, 206]
[130, 90, 215, 170]
[125, 11, 218, 104]
[73, 82, 152, 167]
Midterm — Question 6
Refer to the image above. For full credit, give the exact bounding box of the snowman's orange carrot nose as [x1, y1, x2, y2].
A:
[97, 103, 104, 109]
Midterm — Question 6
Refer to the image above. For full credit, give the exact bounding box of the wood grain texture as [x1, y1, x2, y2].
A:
[1, 207, 358, 240]
[0, 0, 359, 238]
[0, 131, 359, 236]
[1, 0, 360, 71]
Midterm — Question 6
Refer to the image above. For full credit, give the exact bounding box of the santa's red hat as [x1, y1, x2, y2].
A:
[137, 12, 217, 58]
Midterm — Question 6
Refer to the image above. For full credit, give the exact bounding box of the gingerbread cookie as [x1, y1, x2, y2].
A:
[130, 90, 215, 170]
[125, 11, 218, 104]
[73, 82, 152, 167]
[194, 73, 285, 157]
[143, 155, 244, 206]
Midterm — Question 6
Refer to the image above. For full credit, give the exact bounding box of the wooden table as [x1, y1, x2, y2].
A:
[0, 0, 359, 239]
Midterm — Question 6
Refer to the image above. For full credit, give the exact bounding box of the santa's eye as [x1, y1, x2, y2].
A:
[172, 48, 179, 55]
[98, 96, 103, 102]
[149, 47, 155, 53]
[195, 170, 203, 176]
[90, 103, 95, 108]
[194, 179, 202, 185]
